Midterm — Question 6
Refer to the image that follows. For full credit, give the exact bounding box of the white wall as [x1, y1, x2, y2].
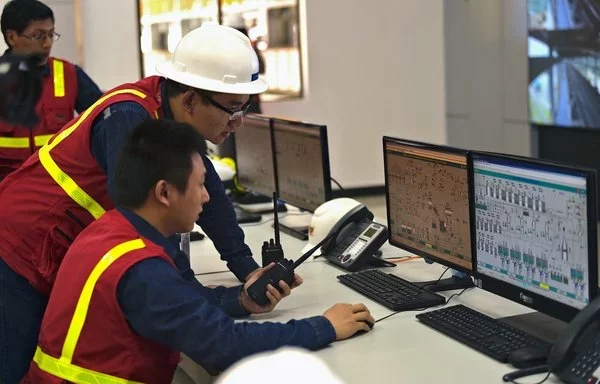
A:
[444, 0, 530, 156]
[80, 0, 141, 90]
[263, 0, 447, 188]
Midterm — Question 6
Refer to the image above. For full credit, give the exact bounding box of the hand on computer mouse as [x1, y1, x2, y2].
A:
[322, 303, 374, 340]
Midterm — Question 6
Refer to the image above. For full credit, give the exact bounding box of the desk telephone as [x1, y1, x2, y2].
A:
[547, 296, 600, 383]
[320, 204, 393, 272]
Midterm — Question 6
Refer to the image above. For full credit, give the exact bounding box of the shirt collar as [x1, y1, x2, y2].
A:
[117, 207, 180, 258]
[160, 80, 174, 120]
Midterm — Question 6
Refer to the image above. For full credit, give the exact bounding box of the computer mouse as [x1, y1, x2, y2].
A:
[507, 346, 550, 368]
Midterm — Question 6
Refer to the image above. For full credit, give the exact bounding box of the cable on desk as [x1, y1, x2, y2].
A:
[420, 267, 450, 290]
[444, 286, 473, 305]
[374, 284, 473, 324]
[386, 256, 421, 264]
[330, 177, 345, 191]
[505, 370, 551, 384]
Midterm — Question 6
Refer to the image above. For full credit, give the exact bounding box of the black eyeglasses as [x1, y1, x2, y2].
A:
[19, 31, 61, 42]
[198, 92, 252, 121]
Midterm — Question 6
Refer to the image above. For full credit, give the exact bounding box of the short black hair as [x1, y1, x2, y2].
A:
[1, 0, 54, 46]
[165, 79, 215, 106]
[113, 119, 207, 209]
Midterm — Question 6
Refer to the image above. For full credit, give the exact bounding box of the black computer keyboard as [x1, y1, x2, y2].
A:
[416, 304, 552, 363]
[337, 269, 446, 311]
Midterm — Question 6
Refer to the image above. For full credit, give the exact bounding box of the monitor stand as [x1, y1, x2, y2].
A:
[413, 275, 475, 292]
[498, 311, 568, 344]
[274, 214, 311, 241]
[364, 252, 396, 268]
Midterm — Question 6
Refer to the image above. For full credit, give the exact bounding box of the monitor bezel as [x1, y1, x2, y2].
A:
[271, 117, 332, 212]
[233, 113, 276, 197]
[469, 151, 598, 323]
[383, 136, 474, 275]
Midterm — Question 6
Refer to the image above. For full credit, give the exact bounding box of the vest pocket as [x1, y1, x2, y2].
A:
[42, 106, 72, 134]
[39, 225, 74, 287]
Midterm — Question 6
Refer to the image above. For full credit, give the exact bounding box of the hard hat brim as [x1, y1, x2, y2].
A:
[156, 61, 269, 95]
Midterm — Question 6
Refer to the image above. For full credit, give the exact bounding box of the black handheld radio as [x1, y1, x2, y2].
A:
[247, 194, 338, 306]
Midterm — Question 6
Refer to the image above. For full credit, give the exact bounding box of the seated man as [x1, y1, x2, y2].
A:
[24, 119, 374, 383]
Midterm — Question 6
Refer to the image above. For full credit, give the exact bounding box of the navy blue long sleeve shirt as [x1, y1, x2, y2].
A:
[90, 80, 259, 280]
[116, 208, 336, 372]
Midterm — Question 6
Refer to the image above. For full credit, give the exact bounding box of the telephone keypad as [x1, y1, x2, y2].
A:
[567, 333, 600, 382]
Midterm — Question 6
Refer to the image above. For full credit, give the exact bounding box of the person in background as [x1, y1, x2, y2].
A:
[23, 119, 374, 383]
[0, 24, 294, 383]
[0, 0, 102, 179]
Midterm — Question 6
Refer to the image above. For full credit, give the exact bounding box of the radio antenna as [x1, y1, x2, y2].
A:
[273, 191, 280, 245]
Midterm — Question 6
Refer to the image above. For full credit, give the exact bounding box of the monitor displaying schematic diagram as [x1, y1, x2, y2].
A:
[471, 152, 598, 320]
[233, 114, 276, 197]
[383, 137, 472, 273]
[272, 118, 332, 211]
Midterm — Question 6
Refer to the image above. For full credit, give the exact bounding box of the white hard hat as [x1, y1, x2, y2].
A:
[155, 24, 268, 95]
[301, 198, 364, 257]
[216, 347, 345, 384]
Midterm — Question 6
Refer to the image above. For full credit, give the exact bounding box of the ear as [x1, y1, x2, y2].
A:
[182, 90, 198, 115]
[154, 180, 171, 207]
[5, 30, 18, 48]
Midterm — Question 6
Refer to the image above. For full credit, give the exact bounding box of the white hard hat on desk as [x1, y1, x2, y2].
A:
[216, 347, 345, 384]
[301, 198, 364, 257]
[155, 24, 268, 95]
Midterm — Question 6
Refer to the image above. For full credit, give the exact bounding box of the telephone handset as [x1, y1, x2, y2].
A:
[320, 204, 392, 272]
[548, 296, 600, 383]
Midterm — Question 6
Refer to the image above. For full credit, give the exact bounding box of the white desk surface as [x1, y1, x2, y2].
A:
[187, 217, 561, 384]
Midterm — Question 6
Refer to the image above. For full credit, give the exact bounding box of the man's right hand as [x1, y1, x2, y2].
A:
[322, 303, 374, 340]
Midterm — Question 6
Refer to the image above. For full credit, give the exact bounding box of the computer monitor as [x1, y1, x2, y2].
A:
[471, 152, 598, 323]
[383, 137, 474, 292]
[272, 118, 332, 212]
[233, 114, 276, 198]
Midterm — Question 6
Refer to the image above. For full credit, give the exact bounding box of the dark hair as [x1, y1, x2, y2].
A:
[113, 119, 207, 209]
[165, 79, 216, 106]
[1, 0, 54, 46]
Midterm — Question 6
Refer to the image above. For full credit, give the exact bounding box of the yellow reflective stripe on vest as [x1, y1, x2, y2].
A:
[38, 89, 150, 220]
[53, 59, 65, 97]
[35, 134, 54, 147]
[0, 137, 30, 148]
[33, 346, 143, 384]
[34, 239, 146, 384]
[0, 134, 56, 148]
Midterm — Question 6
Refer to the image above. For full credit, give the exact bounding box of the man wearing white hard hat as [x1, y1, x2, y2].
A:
[0, 24, 305, 381]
